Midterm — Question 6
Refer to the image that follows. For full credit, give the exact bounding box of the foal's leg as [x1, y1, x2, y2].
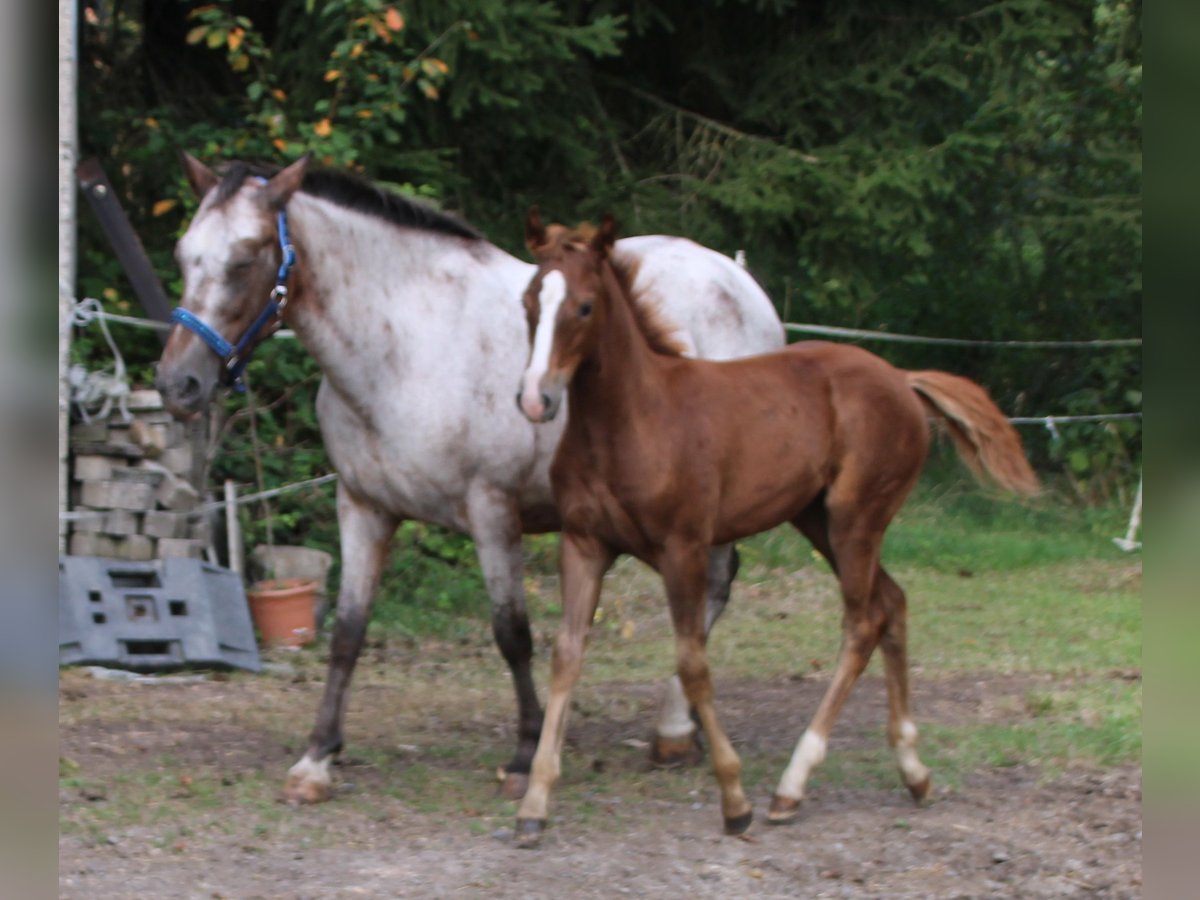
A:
[877, 566, 933, 801]
[284, 486, 398, 803]
[464, 486, 543, 800]
[651, 542, 740, 766]
[515, 533, 614, 847]
[663, 540, 752, 835]
[768, 505, 887, 824]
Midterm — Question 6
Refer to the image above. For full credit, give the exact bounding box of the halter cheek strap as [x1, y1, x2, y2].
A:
[169, 180, 297, 393]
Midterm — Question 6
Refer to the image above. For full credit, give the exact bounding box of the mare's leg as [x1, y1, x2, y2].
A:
[663, 540, 752, 834]
[284, 485, 398, 803]
[464, 486, 542, 800]
[651, 542, 740, 766]
[515, 533, 614, 847]
[768, 500, 888, 824]
[877, 566, 932, 801]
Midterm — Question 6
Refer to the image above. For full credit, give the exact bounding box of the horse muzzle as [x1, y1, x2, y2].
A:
[155, 366, 215, 420]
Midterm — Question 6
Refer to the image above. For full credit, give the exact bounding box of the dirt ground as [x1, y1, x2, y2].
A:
[59, 661, 1141, 899]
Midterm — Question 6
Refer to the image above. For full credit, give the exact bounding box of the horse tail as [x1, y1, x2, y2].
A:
[906, 370, 1040, 496]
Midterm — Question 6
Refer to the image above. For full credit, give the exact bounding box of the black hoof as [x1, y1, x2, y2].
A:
[723, 809, 753, 835]
[908, 774, 933, 804]
[514, 817, 546, 848]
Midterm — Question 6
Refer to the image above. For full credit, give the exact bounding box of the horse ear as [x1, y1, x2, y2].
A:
[525, 205, 547, 255]
[180, 151, 219, 199]
[592, 213, 618, 257]
[262, 153, 311, 210]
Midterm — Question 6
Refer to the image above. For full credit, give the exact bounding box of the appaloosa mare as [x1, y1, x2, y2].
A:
[155, 155, 784, 803]
[512, 214, 1038, 845]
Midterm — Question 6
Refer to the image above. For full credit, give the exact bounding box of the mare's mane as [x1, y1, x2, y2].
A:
[547, 223, 687, 358]
[213, 162, 483, 241]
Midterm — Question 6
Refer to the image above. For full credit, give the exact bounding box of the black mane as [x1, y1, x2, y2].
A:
[214, 161, 483, 241]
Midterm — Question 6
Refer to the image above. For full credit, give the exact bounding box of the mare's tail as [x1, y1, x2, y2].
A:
[906, 371, 1040, 496]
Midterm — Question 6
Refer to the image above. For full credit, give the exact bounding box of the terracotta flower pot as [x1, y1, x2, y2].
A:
[246, 578, 318, 647]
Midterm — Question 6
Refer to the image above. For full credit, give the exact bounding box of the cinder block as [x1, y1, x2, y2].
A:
[113, 534, 155, 561]
[156, 538, 206, 560]
[157, 474, 200, 511]
[128, 420, 168, 457]
[70, 421, 109, 443]
[69, 532, 117, 556]
[69, 512, 106, 534]
[189, 518, 211, 542]
[102, 509, 141, 536]
[125, 389, 164, 411]
[143, 510, 188, 539]
[113, 465, 166, 489]
[158, 445, 194, 476]
[80, 480, 157, 511]
[72, 455, 121, 482]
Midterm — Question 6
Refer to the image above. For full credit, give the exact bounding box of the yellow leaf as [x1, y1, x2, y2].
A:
[313, 118, 332, 137]
[144, 117, 159, 129]
[324, 69, 341, 82]
[231, 54, 249, 72]
[227, 27, 244, 51]
[431, 58, 449, 75]
[271, 89, 288, 101]
[152, 199, 177, 217]
[272, 138, 288, 152]
[367, 73, 381, 82]
[350, 42, 364, 59]
[185, 26, 207, 45]
[421, 82, 439, 100]
[620, 621, 635, 640]
[385, 8, 405, 31]
[355, 109, 374, 119]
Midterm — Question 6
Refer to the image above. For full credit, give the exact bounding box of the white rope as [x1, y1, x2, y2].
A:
[1113, 474, 1142, 552]
[70, 299, 297, 339]
[785, 322, 1141, 349]
[69, 297, 132, 424]
[202, 473, 339, 511]
[1007, 413, 1141, 425]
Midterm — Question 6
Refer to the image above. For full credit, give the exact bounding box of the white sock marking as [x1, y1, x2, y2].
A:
[656, 675, 696, 739]
[895, 719, 930, 785]
[288, 754, 332, 788]
[776, 728, 826, 800]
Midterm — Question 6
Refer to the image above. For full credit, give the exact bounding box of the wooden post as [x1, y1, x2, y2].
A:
[224, 480, 244, 579]
[59, 0, 78, 554]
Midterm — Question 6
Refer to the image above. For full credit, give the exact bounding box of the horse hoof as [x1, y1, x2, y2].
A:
[281, 774, 333, 805]
[907, 774, 933, 804]
[649, 732, 704, 768]
[766, 794, 801, 825]
[723, 809, 753, 835]
[514, 817, 546, 848]
[498, 771, 530, 801]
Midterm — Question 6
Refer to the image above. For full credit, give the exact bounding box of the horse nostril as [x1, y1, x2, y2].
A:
[540, 393, 551, 410]
[515, 391, 524, 412]
[178, 375, 201, 401]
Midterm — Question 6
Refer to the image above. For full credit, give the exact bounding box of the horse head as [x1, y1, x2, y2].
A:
[155, 152, 309, 418]
[517, 208, 617, 423]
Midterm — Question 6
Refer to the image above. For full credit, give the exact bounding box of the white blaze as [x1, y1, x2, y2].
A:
[520, 270, 566, 417]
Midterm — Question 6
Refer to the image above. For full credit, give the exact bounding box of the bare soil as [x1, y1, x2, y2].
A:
[59, 662, 1141, 898]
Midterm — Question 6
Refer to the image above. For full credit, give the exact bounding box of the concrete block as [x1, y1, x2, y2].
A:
[69, 441, 144, 460]
[102, 509, 141, 536]
[113, 465, 166, 489]
[126, 389, 164, 411]
[189, 518, 211, 542]
[143, 510, 188, 540]
[69, 512, 107, 534]
[159, 444, 195, 476]
[112, 535, 155, 561]
[128, 420, 167, 457]
[69, 532, 117, 557]
[157, 474, 201, 511]
[80, 480, 157, 511]
[70, 420, 109, 443]
[156, 538, 206, 560]
[72, 454, 121, 482]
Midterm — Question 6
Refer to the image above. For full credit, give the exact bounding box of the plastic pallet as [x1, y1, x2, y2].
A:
[59, 556, 261, 672]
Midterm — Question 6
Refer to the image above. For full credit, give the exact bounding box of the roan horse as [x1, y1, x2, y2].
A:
[513, 214, 1039, 845]
[155, 155, 784, 803]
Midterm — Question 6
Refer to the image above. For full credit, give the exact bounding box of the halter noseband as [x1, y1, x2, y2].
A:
[169, 179, 296, 393]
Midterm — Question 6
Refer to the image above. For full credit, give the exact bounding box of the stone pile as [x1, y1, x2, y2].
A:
[67, 389, 211, 561]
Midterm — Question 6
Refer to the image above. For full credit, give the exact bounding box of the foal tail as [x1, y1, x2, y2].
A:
[906, 371, 1040, 496]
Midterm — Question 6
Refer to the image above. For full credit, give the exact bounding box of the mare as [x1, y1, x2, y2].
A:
[513, 214, 1039, 845]
[154, 156, 785, 803]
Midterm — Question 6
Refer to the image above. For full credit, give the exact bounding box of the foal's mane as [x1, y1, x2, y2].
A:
[214, 162, 483, 241]
[546, 223, 687, 357]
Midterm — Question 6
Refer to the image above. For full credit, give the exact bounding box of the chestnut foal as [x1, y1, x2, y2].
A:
[512, 214, 1039, 845]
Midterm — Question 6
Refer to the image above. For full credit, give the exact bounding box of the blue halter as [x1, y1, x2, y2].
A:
[170, 183, 296, 393]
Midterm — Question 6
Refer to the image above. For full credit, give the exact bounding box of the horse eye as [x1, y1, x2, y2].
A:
[579, 302, 593, 318]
